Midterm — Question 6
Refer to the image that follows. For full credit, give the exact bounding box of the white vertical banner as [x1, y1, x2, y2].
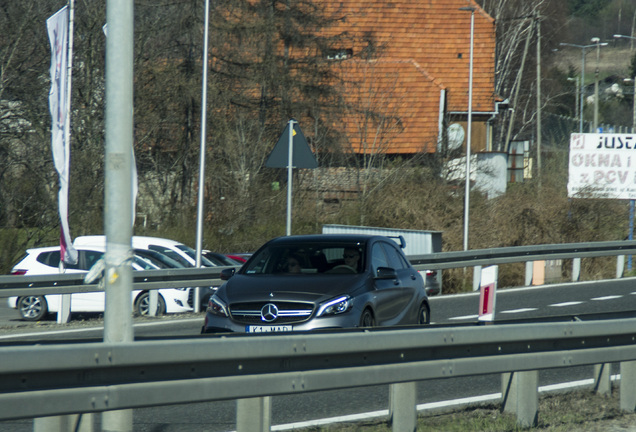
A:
[47, 5, 77, 264]
[478, 265, 498, 322]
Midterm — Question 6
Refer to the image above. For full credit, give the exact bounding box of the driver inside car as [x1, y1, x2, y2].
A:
[343, 248, 361, 272]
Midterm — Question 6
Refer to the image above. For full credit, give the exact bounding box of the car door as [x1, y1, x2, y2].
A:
[380, 241, 421, 318]
[69, 250, 106, 312]
[370, 241, 407, 325]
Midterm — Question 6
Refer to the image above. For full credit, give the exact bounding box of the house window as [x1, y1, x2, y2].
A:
[326, 49, 353, 60]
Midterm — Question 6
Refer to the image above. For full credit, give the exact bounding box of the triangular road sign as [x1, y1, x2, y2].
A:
[265, 122, 318, 169]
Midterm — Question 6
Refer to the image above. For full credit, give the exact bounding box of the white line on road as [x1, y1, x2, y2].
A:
[548, 301, 585, 307]
[264, 377, 611, 432]
[0, 317, 203, 340]
[590, 295, 623, 301]
[500, 308, 538, 314]
[448, 314, 479, 321]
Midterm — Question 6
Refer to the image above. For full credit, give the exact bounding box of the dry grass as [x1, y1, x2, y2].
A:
[307, 388, 636, 431]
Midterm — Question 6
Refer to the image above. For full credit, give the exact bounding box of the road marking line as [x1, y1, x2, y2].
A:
[549, 301, 584, 307]
[591, 295, 623, 301]
[500, 308, 538, 314]
[0, 318, 203, 340]
[448, 314, 479, 321]
[262, 377, 616, 432]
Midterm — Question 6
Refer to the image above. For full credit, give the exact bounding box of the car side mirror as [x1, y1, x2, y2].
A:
[375, 266, 397, 280]
[220, 268, 236, 281]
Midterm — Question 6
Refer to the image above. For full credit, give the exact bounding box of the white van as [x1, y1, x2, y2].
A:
[74, 235, 216, 267]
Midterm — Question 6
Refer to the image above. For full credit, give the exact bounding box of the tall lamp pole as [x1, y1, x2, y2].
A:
[559, 42, 599, 133]
[591, 37, 607, 131]
[614, 34, 636, 271]
[459, 6, 475, 252]
[567, 77, 579, 125]
[194, 0, 210, 313]
[614, 35, 636, 132]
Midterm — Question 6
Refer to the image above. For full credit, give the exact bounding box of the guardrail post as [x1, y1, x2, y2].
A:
[149, 290, 158, 316]
[525, 262, 533, 286]
[572, 258, 581, 282]
[57, 294, 72, 324]
[35, 414, 93, 432]
[389, 382, 417, 432]
[501, 371, 538, 427]
[617, 255, 625, 278]
[594, 363, 612, 395]
[620, 361, 636, 411]
[236, 396, 271, 432]
[473, 266, 481, 291]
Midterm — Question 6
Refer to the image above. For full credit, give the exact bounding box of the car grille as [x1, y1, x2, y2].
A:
[229, 301, 314, 325]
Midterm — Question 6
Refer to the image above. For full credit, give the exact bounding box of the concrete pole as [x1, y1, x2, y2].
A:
[194, 0, 211, 313]
[460, 6, 475, 252]
[535, 16, 542, 180]
[581, 49, 586, 132]
[285, 120, 295, 236]
[103, 0, 134, 430]
[593, 38, 600, 131]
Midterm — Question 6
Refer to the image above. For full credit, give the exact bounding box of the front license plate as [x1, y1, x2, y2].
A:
[246, 325, 293, 333]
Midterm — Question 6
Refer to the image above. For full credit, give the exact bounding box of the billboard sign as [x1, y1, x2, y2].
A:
[568, 133, 636, 200]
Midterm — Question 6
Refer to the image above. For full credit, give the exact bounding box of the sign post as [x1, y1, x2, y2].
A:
[266, 120, 317, 235]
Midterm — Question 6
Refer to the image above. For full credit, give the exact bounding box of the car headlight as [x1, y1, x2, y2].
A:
[317, 295, 351, 317]
[207, 296, 229, 317]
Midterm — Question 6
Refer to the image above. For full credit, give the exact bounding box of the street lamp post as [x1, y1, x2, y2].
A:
[614, 34, 636, 271]
[567, 76, 580, 125]
[614, 35, 636, 132]
[591, 37, 608, 131]
[459, 6, 475, 252]
[559, 41, 603, 133]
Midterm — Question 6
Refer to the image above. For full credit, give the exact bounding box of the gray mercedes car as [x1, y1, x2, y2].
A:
[201, 234, 430, 334]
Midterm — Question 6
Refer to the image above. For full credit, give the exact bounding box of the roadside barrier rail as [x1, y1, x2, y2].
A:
[1, 317, 636, 425]
[2, 240, 636, 298]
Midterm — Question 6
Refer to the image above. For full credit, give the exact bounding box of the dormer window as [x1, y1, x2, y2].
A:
[326, 49, 353, 60]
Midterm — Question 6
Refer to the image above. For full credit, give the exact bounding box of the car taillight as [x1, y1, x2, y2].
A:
[11, 270, 27, 276]
[426, 270, 437, 277]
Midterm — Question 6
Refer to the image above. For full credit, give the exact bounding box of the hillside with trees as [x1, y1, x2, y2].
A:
[1, 0, 635, 291]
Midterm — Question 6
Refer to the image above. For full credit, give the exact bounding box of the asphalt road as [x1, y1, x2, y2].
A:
[0, 279, 634, 431]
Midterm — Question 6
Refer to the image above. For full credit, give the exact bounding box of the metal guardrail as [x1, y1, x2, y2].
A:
[3, 240, 636, 430]
[2, 240, 636, 297]
[1, 318, 636, 421]
[407, 240, 636, 269]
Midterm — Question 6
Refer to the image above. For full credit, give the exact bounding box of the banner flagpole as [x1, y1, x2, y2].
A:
[61, 0, 77, 266]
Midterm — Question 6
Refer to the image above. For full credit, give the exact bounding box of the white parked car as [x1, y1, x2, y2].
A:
[8, 245, 192, 321]
[74, 235, 216, 268]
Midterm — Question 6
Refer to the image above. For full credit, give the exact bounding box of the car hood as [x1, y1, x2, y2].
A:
[220, 273, 367, 304]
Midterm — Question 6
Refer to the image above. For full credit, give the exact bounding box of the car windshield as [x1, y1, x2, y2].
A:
[242, 242, 365, 275]
[176, 244, 216, 267]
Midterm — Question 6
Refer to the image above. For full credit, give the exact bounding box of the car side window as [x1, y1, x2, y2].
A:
[37, 251, 59, 267]
[381, 243, 408, 270]
[371, 243, 389, 275]
[64, 251, 83, 270]
[82, 250, 104, 270]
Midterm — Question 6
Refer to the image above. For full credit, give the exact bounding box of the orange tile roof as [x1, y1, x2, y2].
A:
[316, 0, 496, 154]
[333, 59, 445, 154]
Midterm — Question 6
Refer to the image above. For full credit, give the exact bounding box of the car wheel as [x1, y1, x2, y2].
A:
[135, 292, 166, 316]
[418, 302, 430, 325]
[359, 308, 375, 328]
[18, 295, 48, 321]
